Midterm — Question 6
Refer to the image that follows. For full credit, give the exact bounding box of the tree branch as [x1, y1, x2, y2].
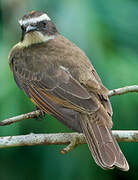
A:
[1, 85, 138, 126]
[0, 131, 137, 152]
[0, 85, 138, 150]
[108, 85, 138, 97]
[0, 110, 41, 126]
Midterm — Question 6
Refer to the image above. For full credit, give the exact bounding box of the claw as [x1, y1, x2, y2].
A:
[35, 106, 45, 121]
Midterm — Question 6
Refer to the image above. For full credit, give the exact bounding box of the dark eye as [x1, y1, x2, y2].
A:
[41, 20, 47, 26]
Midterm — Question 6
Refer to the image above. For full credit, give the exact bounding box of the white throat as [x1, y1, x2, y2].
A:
[18, 31, 55, 47]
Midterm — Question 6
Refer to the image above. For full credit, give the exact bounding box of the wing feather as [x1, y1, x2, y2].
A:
[29, 85, 83, 132]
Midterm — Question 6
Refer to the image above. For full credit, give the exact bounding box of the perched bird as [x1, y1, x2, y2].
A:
[8, 10, 129, 171]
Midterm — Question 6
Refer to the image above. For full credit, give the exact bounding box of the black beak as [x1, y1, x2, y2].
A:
[21, 25, 37, 41]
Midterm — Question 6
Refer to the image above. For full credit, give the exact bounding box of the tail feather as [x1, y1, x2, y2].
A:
[80, 109, 129, 171]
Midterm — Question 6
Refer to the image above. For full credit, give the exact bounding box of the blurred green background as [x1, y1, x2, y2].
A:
[0, 0, 138, 179]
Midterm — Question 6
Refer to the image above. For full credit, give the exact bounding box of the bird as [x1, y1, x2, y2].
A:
[8, 10, 129, 171]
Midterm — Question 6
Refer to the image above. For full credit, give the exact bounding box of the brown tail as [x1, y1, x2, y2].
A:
[79, 109, 129, 171]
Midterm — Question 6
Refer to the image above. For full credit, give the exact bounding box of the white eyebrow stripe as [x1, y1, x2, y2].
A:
[19, 14, 51, 25]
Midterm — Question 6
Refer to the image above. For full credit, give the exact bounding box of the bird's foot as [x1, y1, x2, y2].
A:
[35, 106, 45, 121]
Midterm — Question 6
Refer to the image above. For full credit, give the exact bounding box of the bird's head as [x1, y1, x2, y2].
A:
[18, 10, 58, 47]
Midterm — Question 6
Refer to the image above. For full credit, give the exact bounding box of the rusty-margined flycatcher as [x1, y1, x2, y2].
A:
[8, 11, 129, 171]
